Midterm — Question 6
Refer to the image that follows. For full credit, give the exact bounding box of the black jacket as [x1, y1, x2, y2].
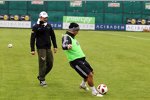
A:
[30, 23, 57, 51]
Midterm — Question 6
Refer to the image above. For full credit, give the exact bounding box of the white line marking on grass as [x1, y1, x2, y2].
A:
[103, 33, 150, 41]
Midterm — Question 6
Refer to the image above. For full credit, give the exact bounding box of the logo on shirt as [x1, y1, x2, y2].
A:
[76, 41, 79, 45]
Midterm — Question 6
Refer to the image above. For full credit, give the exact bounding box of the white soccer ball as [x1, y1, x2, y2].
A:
[8, 44, 13, 48]
[97, 84, 108, 94]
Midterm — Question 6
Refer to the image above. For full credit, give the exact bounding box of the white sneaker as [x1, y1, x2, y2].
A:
[92, 92, 103, 97]
[95, 93, 103, 97]
[80, 85, 89, 91]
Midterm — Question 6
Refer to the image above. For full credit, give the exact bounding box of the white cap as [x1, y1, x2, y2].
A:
[39, 11, 48, 18]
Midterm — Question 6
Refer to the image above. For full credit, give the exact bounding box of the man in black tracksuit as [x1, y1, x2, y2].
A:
[30, 11, 57, 87]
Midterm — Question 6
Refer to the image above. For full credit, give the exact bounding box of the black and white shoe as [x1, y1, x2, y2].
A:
[80, 85, 89, 91]
[37, 76, 47, 87]
[40, 81, 47, 87]
[92, 91, 103, 97]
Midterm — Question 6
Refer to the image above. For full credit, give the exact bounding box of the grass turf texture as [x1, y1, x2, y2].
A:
[0, 28, 150, 100]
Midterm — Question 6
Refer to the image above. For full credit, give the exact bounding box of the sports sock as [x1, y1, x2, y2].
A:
[80, 80, 86, 87]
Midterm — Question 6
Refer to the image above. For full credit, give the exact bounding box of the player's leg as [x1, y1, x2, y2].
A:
[77, 59, 93, 88]
[80, 60, 94, 88]
[45, 49, 53, 76]
[83, 60, 103, 96]
[70, 61, 88, 90]
[87, 72, 98, 95]
[37, 49, 47, 86]
[70, 60, 103, 97]
[83, 60, 93, 73]
[70, 60, 92, 87]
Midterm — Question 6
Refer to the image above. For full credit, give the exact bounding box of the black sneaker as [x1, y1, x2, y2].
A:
[40, 81, 47, 87]
[37, 76, 47, 87]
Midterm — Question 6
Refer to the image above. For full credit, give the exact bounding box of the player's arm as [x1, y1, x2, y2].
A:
[30, 25, 36, 55]
[49, 25, 57, 53]
[62, 35, 72, 50]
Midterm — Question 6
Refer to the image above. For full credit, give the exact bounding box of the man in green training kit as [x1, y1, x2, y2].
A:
[62, 22, 103, 97]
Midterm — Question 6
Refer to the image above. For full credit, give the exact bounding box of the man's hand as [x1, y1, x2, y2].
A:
[53, 48, 57, 53]
[67, 44, 72, 49]
[31, 51, 35, 55]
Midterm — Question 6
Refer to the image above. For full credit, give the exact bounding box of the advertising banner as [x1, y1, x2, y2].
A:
[126, 25, 150, 31]
[31, 22, 62, 29]
[145, 3, 150, 9]
[0, 1, 5, 4]
[32, 0, 44, 5]
[70, 0, 82, 7]
[50, 22, 62, 29]
[108, 3, 120, 7]
[95, 24, 125, 31]
[0, 21, 31, 28]
[63, 16, 95, 30]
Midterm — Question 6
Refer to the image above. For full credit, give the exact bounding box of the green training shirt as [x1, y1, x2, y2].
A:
[64, 35, 85, 61]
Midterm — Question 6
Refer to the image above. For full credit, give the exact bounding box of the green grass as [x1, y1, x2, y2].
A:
[0, 28, 150, 100]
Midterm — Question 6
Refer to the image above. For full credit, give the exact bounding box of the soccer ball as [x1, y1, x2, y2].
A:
[8, 44, 13, 48]
[97, 84, 108, 94]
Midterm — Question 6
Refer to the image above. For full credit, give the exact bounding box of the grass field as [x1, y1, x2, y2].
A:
[0, 28, 150, 100]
